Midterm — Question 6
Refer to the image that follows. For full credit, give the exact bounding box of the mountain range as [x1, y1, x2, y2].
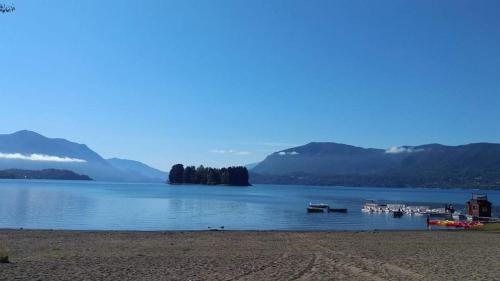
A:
[3, 130, 499, 188]
[0, 130, 167, 182]
[250, 142, 500, 188]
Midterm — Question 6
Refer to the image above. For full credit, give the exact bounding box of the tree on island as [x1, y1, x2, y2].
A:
[228, 166, 250, 186]
[207, 168, 220, 185]
[168, 164, 184, 184]
[0, 4, 15, 13]
[183, 166, 197, 184]
[220, 168, 229, 185]
[196, 165, 207, 184]
[168, 164, 250, 186]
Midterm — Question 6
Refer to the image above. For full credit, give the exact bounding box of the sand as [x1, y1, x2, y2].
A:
[0, 230, 499, 281]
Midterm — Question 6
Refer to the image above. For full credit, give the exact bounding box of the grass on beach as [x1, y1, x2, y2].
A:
[483, 223, 500, 232]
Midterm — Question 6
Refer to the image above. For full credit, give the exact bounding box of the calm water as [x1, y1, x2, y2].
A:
[0, 180, 498, 231]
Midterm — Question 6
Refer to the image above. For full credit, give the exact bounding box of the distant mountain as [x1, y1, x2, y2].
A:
[251, 142, 500, 188]
[0, 130, 106, 163]
[0, 169, 92, 181]
[252, 142, 397, 176]
[107, 158, 167, 182]
[0, 130, 167, 182]
[245, 162, 260, 170]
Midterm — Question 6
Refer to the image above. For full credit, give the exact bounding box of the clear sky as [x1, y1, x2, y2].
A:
[1, 0, 500, 171]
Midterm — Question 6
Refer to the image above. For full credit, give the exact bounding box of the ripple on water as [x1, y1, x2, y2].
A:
[0, 180, 498, 230]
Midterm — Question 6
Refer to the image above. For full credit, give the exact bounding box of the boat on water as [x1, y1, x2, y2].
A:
[307, 207, 326, 213]
[362, 201, 389, 213]
[362, 200, 455, 216]
[307, 203, 329, 213]
[393, 210, 404, 218]
[309, 203, 329, 208]
[362, 201, 407, 213]
[307, 203, 348, 213]
[428, 219, 484, 229]
[452, 213, 467, 221]
[328, 208, 348, 213]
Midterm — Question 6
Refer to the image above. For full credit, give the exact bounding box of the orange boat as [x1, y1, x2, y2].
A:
[428, 220, 483, 229]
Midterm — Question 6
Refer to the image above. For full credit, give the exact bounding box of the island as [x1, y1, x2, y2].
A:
[0, 169, 93, 181]
[168, 164, 250, 186]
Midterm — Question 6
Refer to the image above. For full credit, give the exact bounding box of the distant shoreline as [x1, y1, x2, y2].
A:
[0, 227, 433, 233]
[0, 178, 93, 182]
[0, 169, 92, 181]
[167, 183, 252, 187]
[1, 179, 498, 190]
[250, 181, 500, 190]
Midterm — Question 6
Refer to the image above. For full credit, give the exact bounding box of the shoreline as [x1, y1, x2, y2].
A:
[1, 226, 450, 233]
[0, 227, 460, 233]
[3, 178, 500, 190]
[1, 229, 499, 280]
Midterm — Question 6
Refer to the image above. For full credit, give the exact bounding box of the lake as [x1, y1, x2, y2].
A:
[0, 179, 498, 231]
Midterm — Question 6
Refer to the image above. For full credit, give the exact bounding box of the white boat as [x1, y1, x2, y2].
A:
[363, 201, 432, 215]
[362, 201, 389, 213]
[309, 202, 329, 208]
[404, 205, 430, 215]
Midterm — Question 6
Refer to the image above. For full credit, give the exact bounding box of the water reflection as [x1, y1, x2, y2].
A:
[0, 179, 498, 231]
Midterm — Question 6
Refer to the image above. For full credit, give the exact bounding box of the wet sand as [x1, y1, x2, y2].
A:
[0, 230, 499, 281]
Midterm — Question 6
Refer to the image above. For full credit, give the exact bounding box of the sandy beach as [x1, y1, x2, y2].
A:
[0, 230, 499, 280]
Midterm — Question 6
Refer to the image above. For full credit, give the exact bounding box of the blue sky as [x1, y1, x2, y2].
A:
[1, 0, 500, 171]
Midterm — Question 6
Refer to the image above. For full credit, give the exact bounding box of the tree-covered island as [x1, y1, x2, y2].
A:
[168, 164, 250, 186]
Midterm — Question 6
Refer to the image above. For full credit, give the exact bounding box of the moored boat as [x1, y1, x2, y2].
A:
[393, 210, 404, 218]
[363, 201, 443, 216]
[307, 207, 326, 213]
[309, 203, 329, 209]
[428, 219, 484, 229]
[362, 201, 388, 213]
[328, 208, 348, 213]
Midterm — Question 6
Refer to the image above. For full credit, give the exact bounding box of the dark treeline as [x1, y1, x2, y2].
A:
[168, 164, 250, 186]
[0, 4, 15, 13]
[250, 171, 500, 189]
[0, 169, 92, 181]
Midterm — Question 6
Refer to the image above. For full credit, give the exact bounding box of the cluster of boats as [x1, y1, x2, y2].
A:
[306, 197, 499, 231]
[305, 194, 499, 231]
[362, 200, 500, 230]
[307, 203, 347, 213]
[361, 201, 455, 217]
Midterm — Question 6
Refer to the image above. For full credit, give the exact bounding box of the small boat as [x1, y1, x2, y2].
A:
[328, 208, 348, 213]
[307, 207, 326, 213]
[452, 213, 467, 221]
[362, 201, 389, 213]
[393, 210, 404, 218]
[309, 203, 329, 208]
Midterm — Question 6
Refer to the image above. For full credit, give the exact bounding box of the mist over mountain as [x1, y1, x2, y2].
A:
[0, 130, 167, 182]
[0, 130, 105, 163]
[251, 142, 500, 188]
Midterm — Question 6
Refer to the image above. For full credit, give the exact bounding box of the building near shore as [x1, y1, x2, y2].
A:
[467, 194, 492, 218]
